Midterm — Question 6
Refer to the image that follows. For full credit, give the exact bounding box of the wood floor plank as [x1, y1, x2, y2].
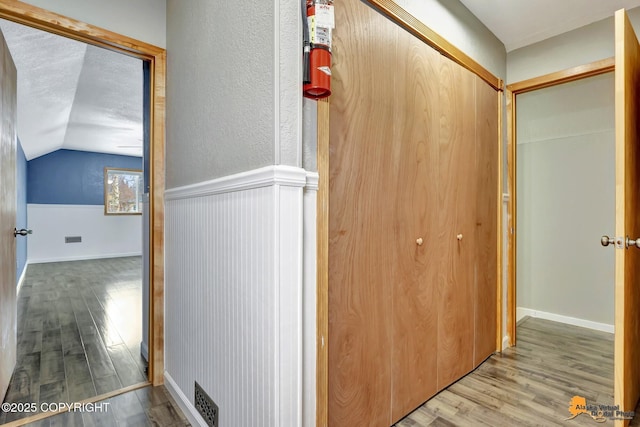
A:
[2, 257, 146, 424]
[396, 318, 620, 426]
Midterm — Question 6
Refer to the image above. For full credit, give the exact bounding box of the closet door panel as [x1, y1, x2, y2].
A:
[474, 78, 499, 365]
[390, 28, 441, 423]
[328, 0, 399, 423]
[437, 61, 477, 390]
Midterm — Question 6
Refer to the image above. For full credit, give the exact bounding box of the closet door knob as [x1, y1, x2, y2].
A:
[626, 236, 640, 249]
[457, 234, 463, 241]
[416, 238, 423, 246]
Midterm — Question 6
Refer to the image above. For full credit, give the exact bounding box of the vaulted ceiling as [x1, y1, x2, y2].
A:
[0, 18, 143, 160]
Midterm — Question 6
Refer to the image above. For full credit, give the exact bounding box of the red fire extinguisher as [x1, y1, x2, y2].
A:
[303, 0, 333, 99]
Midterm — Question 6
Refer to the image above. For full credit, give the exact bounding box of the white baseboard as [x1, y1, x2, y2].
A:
[164, 372, 206, 427]
[16, 262, 29, 295]
[28, 252, 142, 264]
[140, 341, 148, 362]
[517, 307, 614, 334]
[502, 335, 510, 350]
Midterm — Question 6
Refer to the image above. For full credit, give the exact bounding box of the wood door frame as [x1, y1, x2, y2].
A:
[316, 2, 503, 424]
[0, 1, 166, 386]
[505, 57, 615, 346]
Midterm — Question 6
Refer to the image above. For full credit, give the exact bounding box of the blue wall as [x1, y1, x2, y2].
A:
[28, 149, 142, 205]
[16, 138, 27, 283]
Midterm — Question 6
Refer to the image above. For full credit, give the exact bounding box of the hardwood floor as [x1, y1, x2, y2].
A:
[1, 258, 147, 424]
[396, 317, 617, 426]
[7, 265, 639, 426]
[21, 385, 189, 427]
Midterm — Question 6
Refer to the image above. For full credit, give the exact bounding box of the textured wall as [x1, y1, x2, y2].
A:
[16, 139, 27, 283]
[516, 73, 614, 325]
[20, 0, 166, 48]
[27, 149, 142, 205]
[165, 0, 301, 188]
[302, 99, 317, 172]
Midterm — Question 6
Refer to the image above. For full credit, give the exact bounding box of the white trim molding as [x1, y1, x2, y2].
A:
[502, 335, 510, 351]
[165, 165, 311, 200]
[305, 172, 319, 191]
[164, 373, 207, 427]
[29, 252, 142, 264]
[302, 183, 317, 426]
[517, 307, 614, 334]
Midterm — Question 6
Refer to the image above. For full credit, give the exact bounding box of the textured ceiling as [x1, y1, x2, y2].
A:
[0, 19, 143, 160]
[459, 0, 640, 52]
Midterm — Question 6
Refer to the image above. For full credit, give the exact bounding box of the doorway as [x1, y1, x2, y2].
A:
[506, 57, 615, 344]
[515, 73, 615, 332]
[506, 59, 617, 413]
[0, 2, 165, 425]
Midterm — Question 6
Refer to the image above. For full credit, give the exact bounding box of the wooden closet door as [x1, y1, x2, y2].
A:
[390, 28, 441, 424]
[437, 60, 477, 389]
[327, 0, 399, 424]
[329, 0, 500, 423]
[474, 77, 499, 365]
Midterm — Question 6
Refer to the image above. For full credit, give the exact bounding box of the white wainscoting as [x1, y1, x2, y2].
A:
[302, 174, 317, 427]
[27, 204, 142, 263]
[165, 165, 316, 427]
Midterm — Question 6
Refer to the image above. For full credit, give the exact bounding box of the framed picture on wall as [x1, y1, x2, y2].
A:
[104, 167, 143, 215]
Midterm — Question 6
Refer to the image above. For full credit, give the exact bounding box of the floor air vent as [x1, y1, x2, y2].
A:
[195, 381, 218, 427]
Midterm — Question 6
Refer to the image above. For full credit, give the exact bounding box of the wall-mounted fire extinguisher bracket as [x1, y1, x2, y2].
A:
[303, 0, 334, 99]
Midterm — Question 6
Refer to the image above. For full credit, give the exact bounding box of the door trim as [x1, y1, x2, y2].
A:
[316, 98, 329, 427]
[0, 2, 166, 385]
[505, 57, 614, 346]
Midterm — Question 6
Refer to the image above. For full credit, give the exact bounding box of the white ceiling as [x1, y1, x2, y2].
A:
[459, 0, 640, 52]
[0, 19, 143, 160]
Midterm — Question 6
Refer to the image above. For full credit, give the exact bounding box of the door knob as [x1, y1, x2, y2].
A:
[601, 235, 615, 247]
[14, 228, 32, 237]
[627, 236, 640, 248]
[601, 235, 640, 249]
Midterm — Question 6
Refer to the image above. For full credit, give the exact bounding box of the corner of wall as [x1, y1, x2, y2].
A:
[164, 166, 316, 426]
